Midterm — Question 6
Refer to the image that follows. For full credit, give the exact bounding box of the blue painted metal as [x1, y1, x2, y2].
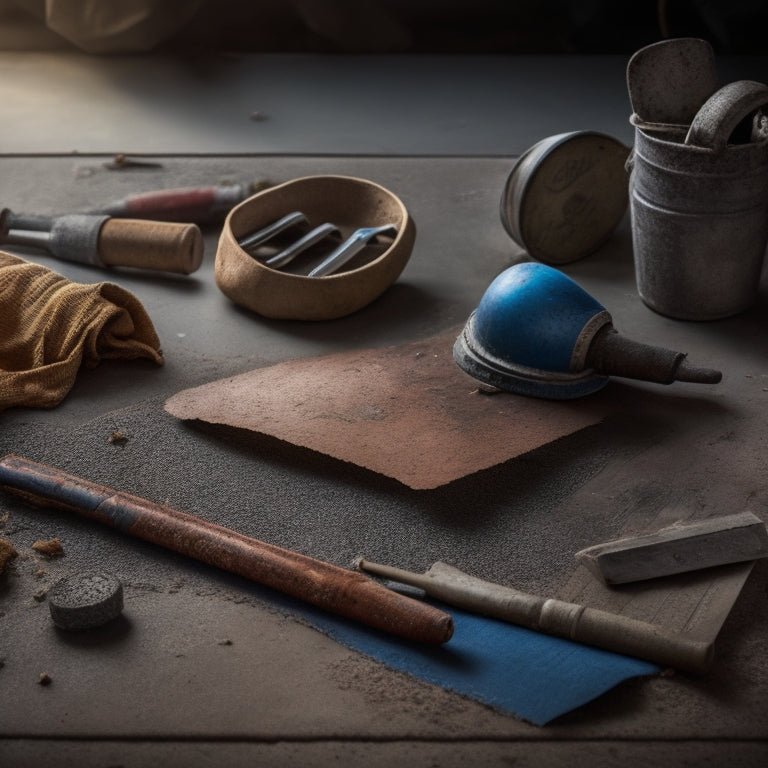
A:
[453, 262, 611, 399]
[472, 263, 604, 371]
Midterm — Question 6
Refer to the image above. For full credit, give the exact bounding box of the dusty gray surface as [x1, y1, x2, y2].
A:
[3, 51, 768, 157]
[0, 52, 634, 155]
[1, 153, 767, 767]
[3, 739, 768, 768]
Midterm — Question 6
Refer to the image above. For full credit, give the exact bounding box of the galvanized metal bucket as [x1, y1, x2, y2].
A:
[629, 80, 768, 320]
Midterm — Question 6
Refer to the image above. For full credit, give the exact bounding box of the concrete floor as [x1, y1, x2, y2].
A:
[1, 53, 768, 767]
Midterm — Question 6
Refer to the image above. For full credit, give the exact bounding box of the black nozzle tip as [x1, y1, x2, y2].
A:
[674, 359, 722, 384]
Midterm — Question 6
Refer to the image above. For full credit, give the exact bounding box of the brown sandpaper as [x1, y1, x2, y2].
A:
[165, 333, 609, 489]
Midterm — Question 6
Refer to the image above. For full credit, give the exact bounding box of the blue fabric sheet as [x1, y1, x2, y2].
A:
[301, 601, 660, 725]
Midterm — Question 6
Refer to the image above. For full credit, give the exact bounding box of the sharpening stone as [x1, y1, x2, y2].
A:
[576, 511, 768, 585]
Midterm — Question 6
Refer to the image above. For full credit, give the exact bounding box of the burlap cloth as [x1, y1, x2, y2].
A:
[0, 252, 163, 411]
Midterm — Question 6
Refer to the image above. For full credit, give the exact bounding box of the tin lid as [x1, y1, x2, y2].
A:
[500, 131, 630, 265]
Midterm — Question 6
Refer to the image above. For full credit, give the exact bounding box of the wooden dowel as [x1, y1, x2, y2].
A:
[98, 219, 203, 274]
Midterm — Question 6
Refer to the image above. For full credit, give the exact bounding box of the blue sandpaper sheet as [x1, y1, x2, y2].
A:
[298, 599, 659, 726]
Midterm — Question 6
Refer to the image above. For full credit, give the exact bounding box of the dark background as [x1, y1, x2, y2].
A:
[1, 1, 767, 55]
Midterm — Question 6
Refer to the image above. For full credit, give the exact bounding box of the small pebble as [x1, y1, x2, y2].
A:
[32, 538, 64, 557]
[49, 572, 124, 631]
[109, 431, 128, 446]
[0, 538, 17, 575]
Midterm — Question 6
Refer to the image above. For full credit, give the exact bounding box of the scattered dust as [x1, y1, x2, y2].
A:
[32, 538, 64, 557]
[0, 538, 18, 575]
[124, 581, 163, 594]
[326, 653, 471, 724]
[109, 431, 128, 446]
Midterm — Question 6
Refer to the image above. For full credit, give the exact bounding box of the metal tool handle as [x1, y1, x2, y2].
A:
[238, 211, 307, 251]
[3, 214, 204, 274]
[685, 80, 768, 152]
[264, 223, 340, 269]
[3, 214, 108, 267]
[0, 455, 453, 646]
[308, 225, 397, 277]
[0, 208, 54, 232]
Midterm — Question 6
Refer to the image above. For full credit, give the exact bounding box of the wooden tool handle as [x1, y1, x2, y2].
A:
[360, 559, 713, 672]
[425, 561, 714, 672]
[98, 218, 203, 274]
[0, 455, 453, 646]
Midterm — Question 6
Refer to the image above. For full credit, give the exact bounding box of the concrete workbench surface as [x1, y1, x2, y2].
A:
[1, 53, 768, 768]
[3, 51, 768, 156]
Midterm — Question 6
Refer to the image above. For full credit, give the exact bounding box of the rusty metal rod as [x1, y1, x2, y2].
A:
[0, 455, 453, 645]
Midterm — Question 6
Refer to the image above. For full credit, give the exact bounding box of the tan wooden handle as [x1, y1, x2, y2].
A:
[98, 218, 203, 274]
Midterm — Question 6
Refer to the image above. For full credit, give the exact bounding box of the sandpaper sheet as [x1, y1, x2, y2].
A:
[292, 598, 659, 726]
[165, 333, 610, 489]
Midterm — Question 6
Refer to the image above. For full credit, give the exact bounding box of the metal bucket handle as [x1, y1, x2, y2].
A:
[685, 80, 768, 152]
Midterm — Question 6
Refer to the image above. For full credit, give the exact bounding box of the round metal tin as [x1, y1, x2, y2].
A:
[500, 131, 630, 265]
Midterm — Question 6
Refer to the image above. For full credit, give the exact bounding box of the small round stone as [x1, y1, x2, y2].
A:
[49, 572, 124, 631]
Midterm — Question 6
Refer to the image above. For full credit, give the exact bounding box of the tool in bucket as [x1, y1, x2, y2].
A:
[627, 37, 719, 137]
[627, 38, 768, 320]
[237, 211, 397, 276]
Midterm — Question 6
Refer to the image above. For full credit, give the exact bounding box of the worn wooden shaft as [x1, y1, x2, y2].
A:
[98, 219, 203, 274]
[359, 559, 713, 672]
[0, 455, 453, 645]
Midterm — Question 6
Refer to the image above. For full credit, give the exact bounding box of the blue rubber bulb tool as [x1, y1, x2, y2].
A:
[453, 262, 722, 400]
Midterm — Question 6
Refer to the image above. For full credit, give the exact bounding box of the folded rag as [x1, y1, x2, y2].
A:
[0, 252, 163, 411]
